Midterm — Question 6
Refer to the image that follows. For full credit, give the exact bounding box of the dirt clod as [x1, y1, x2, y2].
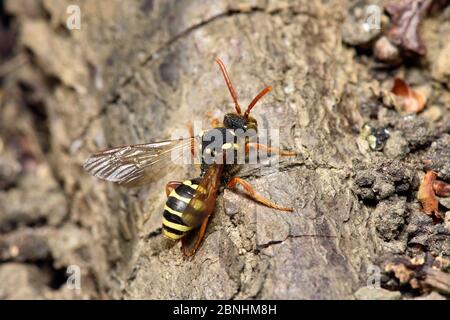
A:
[354, 158, 418, 202]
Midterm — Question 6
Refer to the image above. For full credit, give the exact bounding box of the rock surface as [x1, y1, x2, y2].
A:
[354, 287, 402, 300]
[0, 0, 449, 299]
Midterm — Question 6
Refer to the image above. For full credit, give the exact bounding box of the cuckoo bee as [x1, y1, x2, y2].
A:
[84, 58, 296, 256]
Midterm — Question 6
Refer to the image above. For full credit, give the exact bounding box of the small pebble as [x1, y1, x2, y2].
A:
[421, 105, 442, 122]
[374, 36, 400, 63]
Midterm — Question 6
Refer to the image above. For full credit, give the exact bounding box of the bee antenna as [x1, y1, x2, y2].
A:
[215, 57, 242, 114]
[244, 86, 272, 119]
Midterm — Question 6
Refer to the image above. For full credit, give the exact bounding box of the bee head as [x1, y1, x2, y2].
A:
[223, 113, 258, 134]
[215, 57, 271, 136]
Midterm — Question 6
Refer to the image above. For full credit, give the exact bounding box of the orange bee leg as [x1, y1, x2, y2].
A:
[226, 177, 293, 212]
[182, 215, 211, 257]
[433, 180, 450, 197]
[245, 142, 297, 157]
[165, 181, 182, 197]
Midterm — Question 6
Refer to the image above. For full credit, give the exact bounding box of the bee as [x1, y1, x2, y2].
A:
[84, 58, 296, 256]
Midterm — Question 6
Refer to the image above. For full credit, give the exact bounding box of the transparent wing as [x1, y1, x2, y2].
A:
[83, 137, 197, 188]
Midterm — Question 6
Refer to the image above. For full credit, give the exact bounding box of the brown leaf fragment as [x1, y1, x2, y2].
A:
[385, 262, 414, 284]
[384, 255, 450, 295]
[392, 78, 426, 113]
[417, 171, 443, 219]
[385, 0, 432, 55]
[423, 268, 450, 295]
[433, 180, 450, 197]
[433, 256, 450, 270]
[0, 24, 16, 59]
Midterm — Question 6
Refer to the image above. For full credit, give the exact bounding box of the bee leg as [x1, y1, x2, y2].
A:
[226, 177, 293, 212]
[165, 181, 182, 197]
[181, 215, 211, 257]
[245, 142, 297, 157]
[433, 180, 450, 197]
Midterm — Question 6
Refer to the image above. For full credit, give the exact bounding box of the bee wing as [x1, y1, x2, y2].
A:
[181, 163, 224, 228]
[83, 137, 197, 188]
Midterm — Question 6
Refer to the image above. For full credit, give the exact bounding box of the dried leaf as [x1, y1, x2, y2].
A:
[386, 262, 414, 284]
[433, 180, 450, 197]
[417, 171, 443, 219]
[384, 255, 450, 294]
[392, 78, 426, 113]
[385, 0, 432, 55]
[433, 256, 450, 270]
[423, 268, 450, 295]
[0, 24, 16, 58]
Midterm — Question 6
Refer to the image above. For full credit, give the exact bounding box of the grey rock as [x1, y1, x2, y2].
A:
[354, 287, 402, 300]
[384, 131, 410, 159]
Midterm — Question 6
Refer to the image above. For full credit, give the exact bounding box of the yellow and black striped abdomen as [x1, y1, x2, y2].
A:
[162, 179, 199, 240]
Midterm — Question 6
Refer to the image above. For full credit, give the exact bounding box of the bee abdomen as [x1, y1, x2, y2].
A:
[162, 179, 199, 240]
